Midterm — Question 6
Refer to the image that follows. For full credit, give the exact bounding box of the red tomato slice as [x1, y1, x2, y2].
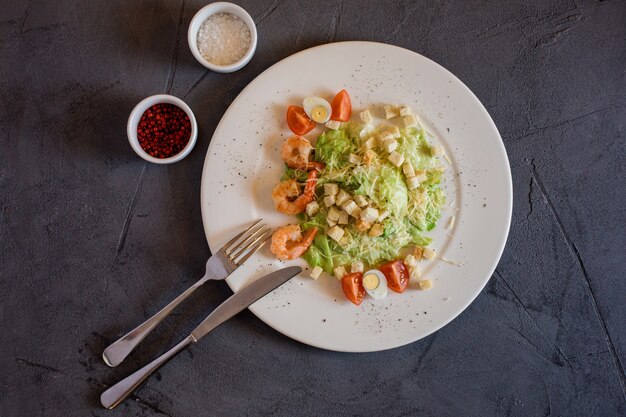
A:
[342, 272, 365, 306]
[380, 260, 409, 293]
[286, 106, 315, 135]
[330, 89, 352, 122]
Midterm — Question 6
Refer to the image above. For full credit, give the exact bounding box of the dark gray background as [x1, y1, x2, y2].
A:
[1, 0, 625, 416]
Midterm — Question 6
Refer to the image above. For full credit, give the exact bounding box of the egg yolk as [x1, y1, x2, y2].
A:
[363, 274, 379, 290]
[310, 105, 327, 122]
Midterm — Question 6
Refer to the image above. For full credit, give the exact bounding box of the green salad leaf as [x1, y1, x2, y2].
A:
[315, 129, 356, 170]
[302, 233, 334, 273]
[374, 165, 408, 216]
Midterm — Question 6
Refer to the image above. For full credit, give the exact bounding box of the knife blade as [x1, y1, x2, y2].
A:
[191, 265, 302, 341]
[100, 265, 302, 409]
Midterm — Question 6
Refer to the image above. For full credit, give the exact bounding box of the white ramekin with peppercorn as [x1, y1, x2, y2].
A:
[127, 95, 198, 164]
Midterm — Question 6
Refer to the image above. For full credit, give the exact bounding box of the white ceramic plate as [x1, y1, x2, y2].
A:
[201, 41, 512, 352]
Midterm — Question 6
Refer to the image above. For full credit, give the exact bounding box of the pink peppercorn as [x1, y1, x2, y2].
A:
[137, 104, 191, 158]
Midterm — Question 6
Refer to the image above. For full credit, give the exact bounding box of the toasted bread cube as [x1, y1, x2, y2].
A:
[363, 149, 376, 165]
[413, 246, 424, 260]
[324, 183, 339, 196]
[338, 211, 349, 225]
[378, 131, 393, 145]
[407, 170, 427, 189]
[326, 218, 337, 227]
[359, 125, 373, 139]
[384, 125, 401, 139]
[353, 194, 369, 207]
[405, 254, 418, 268]
[305, 201, 319, 217]
[333, 265, 347, 280]
[423, 247, 436, 260]
[328, 206, 342, 221]
[388, 151, 405, 167]
[406, 175, 423, 190]
[342, 200, 360, 216]
[351, 261, 364, 273]
[403, 114, 418, 128]
[364, 136, 377, 149]
[410, 266, 422, 280]
[360, 207, 379, 223]
[368, 223, 384, 237]
[359, 110, 373, 124]
[431, 145, 444, 157]
[414, 170, 428, 182]
[339, 235, 351, 247]
[402, 161, 415, 178]
[324, 195, 336, 207]
[355, 219, 372, 232]
[417, 279, 433, 290]
[327, 225, 345, 243]
[335, 189, 351, 206]
[380, 125, 400, 138]
[325, 120, 341, 130]
[383, 138, 398, 153]
[377, 209, 390, 222]
[348, 153, 362, 164]
[400, 106, 412, 117]
[310, 266, 323, 280]
[384, 105, 399, 119]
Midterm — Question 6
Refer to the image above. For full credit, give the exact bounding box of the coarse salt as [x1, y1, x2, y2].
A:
[197, 13, 251, 66]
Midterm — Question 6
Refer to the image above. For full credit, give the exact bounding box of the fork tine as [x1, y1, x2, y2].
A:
[228, 227, 271, 260]
[224, 223, 268, 256]
[233, 234, 271, 266]
[221, 219, 263, 253]
[229, 228, 273, 263]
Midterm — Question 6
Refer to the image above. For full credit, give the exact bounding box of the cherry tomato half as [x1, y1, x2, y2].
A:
[380, 260, 409, 293]
[342, 272, 365, 306]
[330, 89, 352, 122]
[286, 106, 315, 135]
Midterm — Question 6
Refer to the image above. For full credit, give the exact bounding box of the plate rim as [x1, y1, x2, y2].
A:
[200, 41, 513, 352]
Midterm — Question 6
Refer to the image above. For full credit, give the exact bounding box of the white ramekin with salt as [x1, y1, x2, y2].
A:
[188, 2, 257, 73]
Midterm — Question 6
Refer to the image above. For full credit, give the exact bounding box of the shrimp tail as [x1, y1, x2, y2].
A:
[307, 161, 326, 171]
[301, 227, 318, 247]
[304, 170, 318, 197]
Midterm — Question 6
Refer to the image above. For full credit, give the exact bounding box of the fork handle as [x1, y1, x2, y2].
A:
[101, 334, 196, 409]
[102, 277, 206, 367]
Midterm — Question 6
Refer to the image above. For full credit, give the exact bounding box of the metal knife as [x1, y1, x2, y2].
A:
[103, 219, 272, 368]
[100, 266, 302, 409]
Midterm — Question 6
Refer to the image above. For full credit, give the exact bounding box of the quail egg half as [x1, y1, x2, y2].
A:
[303, 96, 332, 124]
[362, 269, 388, 300]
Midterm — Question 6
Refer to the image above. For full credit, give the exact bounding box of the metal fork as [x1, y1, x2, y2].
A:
[102, 220, 271, 367]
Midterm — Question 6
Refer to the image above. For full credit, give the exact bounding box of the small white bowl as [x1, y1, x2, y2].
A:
[127, 94, 198, 164]
[187, 2, 257, 73]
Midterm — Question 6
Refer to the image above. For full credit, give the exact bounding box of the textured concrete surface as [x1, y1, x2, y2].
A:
[1, 0, 625, 416]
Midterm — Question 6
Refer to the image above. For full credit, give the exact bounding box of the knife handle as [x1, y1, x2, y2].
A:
[101, 334, 196, 409]
[102, 277, 205, 367]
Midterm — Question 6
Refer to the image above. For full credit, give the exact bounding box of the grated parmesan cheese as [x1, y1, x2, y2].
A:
[440, 257, 463, 267]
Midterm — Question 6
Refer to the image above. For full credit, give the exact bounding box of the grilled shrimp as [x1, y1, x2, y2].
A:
[281, 136, 325, 171]
[272, 170, 318, 215]
[270, 224, 318, 260]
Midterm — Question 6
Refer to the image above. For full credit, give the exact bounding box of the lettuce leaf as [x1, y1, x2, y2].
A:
[302, 233, 334, 273]
[314, 129, 356, 170]
[374, 165, 408, 216]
